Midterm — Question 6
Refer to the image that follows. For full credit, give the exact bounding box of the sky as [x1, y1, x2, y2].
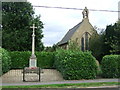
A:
[27, 0, 119, 47]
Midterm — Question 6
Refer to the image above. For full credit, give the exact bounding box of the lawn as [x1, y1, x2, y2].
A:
[2, 82, 119, 88]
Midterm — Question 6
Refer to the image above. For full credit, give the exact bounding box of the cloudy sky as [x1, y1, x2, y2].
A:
[27, 0, 119, 46]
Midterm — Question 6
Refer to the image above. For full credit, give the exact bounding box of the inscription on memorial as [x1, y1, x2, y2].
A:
[29, 59, 37, 67]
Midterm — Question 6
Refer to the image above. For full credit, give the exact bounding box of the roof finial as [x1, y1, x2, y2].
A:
[82, 7, 89, 19]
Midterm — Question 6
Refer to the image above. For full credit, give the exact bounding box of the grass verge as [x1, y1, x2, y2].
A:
[2, 82, 120, 88]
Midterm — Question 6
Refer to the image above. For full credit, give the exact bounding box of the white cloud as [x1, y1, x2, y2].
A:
[28, 0, 119, 46]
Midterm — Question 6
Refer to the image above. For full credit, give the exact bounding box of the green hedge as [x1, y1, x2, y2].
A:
[10, 51, 55, 69]
[0, 48, 11, 75]
[101, 55, 120, 78]
[54, 49, 98, 80]
[36, 51, 55, 68]
[10, 51, 31, 69]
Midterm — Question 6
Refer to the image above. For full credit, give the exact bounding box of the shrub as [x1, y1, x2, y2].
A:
[0, 48, 11, 75]
[101, 55, 120, 78]
[54, 49, 98, 80]
[10, 51, 54, 69]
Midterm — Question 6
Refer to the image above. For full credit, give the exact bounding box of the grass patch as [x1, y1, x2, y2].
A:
[2, 82, 119, 88]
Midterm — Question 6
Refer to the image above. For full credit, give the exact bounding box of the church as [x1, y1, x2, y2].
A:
[58, 7, 97, 51]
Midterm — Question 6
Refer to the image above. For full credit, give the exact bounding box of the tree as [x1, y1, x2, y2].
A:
[2, 2, 44, 51]
[89, 31, 105, 62]
[44, 44, 58, 52]
[89, 21, 120, 62]
[105, 20, 120, 54]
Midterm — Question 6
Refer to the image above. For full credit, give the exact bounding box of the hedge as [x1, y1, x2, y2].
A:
[10, 51, 31, 69]
[10, 51, 55, 69]
[0, 48, 11, 75]
[54, 49, 98, 80]
[101, 55, 120, 78]
[36, 51, 55, 68]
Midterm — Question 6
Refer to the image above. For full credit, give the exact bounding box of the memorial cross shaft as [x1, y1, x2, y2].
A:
[30, 24, 37, 55]
[29, 24, 37, 67]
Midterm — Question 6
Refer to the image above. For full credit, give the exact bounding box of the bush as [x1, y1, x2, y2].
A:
[54, 49, 98, 80]
[101, 55, 120, 78]
[10, 51, 55, 69]
[0, 48, 11, 75]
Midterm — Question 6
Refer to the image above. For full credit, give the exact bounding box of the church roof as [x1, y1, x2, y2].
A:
[58, 21, 83, 45]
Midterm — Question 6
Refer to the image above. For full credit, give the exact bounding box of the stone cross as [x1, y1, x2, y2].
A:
[29, 24, 37, 67]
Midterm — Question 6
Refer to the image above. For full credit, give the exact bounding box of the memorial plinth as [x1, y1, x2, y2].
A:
[29, 54, 37, 67]
[23, 67, 40, 82]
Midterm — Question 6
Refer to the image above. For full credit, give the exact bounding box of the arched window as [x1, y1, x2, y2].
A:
[81, 37, 84, 51]
[85, 32, 89, 50]
[81, 32, 90, 51]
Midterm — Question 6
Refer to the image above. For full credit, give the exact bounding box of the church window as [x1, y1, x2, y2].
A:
[85, 32, 89, 50]
[81, 37, 84, 51]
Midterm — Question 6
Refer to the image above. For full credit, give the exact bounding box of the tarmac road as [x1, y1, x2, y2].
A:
[2, 78, 118, 86]
[1, 87, 120, 90]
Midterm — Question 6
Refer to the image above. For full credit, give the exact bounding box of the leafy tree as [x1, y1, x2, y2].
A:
[105, 20, 120, 54]
[89, 32, 104, 61]
[44, 44, 58, 52]
[2, 2, 44, 51]
[89, 21, 120, 62]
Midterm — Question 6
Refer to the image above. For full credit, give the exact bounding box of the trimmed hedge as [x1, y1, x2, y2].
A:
[10, 51, 55, 69]
[101, 55, 120, 78]
[54, 49, 98, 80]
[36, 51, 55, 68]
[0, 48, 11, 75]
[10, 51, 31, 69]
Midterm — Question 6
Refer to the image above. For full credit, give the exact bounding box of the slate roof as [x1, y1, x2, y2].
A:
[58, 21, 83, 45]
